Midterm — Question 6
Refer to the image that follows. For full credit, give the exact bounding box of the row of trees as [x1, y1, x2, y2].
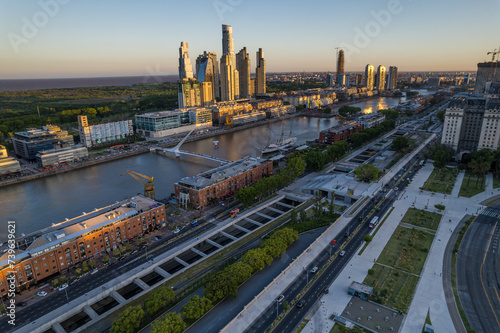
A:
[204, 228, 298, 303]
[235, 157, 306, 207]
[338, 105, 362, 117]
[464, 149, 500, 189]
[298, 140, 351, 172]
[350, 119, 396, 147]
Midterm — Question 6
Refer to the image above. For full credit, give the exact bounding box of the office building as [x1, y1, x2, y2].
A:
[428, 77, 441, 88]
[212, 101, 253, 124]
[474, 61, 500, 95]
[256, 48, 266, 94]
[365, 64, 375, 91]
[196, 51, 219, 101]
[178, 78, 201, 108]
[357, 113, 386, 128]
[0, 145, 21, 175]
[319, 122, 363, 144]
[200, 81, 214, 106]
[13, 125, 74, 160]
[237, 47, 251, 99]
[178, 41, 194, 79]
[337, 49, 345, 75]
[441, 95, 500, 156]
[77, 116, 133, 148]
[355, 74, 363, 87]
[376, 65, 386, 91]
[327, 74, 335, 87]
[136, 111, 181, 137]
[36, 145, 88, 168]
[336, 74, 348, 87]
[175, 157, 273, 208]
[387, 66, 398, 90]
[187, 107, 213, 125]
[220, 54, 237, 101]
[0, 196, 166, 297]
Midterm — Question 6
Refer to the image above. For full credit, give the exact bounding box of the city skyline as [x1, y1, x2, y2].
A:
[1, 0, 500, 79]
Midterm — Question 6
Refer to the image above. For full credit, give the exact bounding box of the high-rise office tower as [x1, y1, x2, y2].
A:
[256, 48, 266, 94]
[355, 74, 363, 86]
[196, 52, 219, 101]
[365, 64, 375, 91]
[178, 41, 194, 79]
[178, 78, 200, 108]
[387, 66, 398, 90]
[220, 54, 236, 101]
[236, 47, 251, 99]
[337, 49, 345, 75]
[376, 65, 386, 91]
[222, 25, 235, 64]
[474, 62, 500, 95]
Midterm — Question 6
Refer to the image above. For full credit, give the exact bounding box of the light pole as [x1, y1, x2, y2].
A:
[64, 288, 69, 303]
[276, 300, 279, 319]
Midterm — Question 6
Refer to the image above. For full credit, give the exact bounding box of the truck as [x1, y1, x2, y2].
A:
[229, 209, 240, 218]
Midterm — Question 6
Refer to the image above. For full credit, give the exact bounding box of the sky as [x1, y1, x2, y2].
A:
[1, 0, 500, 79]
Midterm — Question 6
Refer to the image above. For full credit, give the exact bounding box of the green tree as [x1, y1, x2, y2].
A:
[353, 164, 380, 182]
[144, 285, 175, 315]
[391, 136, 409, 151]
[379, 109, 399, 120]
[242, 248, 273, 271]
[181, 295, 213, 321]
[322, 107, 331, 114]
[433, 149, 449, 168]
[151, 312, 185, 333]
[304, 150, 327, 171]
[300, 210, 308, 223]
[437, 110, 446, 122]
[434, 204, 445, 211]
[290, 208, 298, 224]
[110, 305, 144, 333]
[338, 105, 362, 117]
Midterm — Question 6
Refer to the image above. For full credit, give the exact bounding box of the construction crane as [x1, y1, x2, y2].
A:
[487, 47, 500, 81]
[121, 170, 156, 200]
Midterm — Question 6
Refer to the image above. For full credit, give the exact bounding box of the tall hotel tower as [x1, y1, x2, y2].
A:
[256, 48, 266, 94]
[376, 65, 386, 91]
[365, 64, 375, 91]
[221, 25, 239, 101]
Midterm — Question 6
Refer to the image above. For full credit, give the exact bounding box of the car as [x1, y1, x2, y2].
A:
[344, 232, 349, 237]
[173, 228, 180, 234]
[310, 267, 318, 273]
[296, 299, 305, 308]
[331, 239, 337, 245]
[90, 269, 98, 275]
[17, 301, 26, 307]
[276, 295, 285, 303]
[146, 254, 153, 260]
[339, 250, 346, 257]
[58, 283, 68, 291]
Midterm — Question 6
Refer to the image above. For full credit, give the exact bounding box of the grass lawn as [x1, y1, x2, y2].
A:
[421, 167, 458, 194]
[377, 226, 435, 275]
[402, 208, 442, 231]
[363, 264, 420, 313]
[493, 173, 500, 189]
[459, 172, 485, 198]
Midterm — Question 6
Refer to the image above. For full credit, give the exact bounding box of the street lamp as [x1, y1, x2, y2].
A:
[64, 288, 69, 303]
[276, 299, 279, 319]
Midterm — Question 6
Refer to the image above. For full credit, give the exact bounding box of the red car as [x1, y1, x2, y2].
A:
[331, 239, 337, 245]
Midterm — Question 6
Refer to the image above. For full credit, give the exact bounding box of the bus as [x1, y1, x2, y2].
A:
[369, 216, 379, 229]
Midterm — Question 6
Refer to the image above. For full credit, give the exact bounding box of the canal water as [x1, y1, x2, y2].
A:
[0, 93, 431, 236]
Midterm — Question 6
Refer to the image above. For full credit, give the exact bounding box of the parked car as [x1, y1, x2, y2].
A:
[90, 269, 98, 275]
[310, 267, 318, 273]
[339, 250, 346, 257]
[331, 239, 337, 245]
[58, 283, 68, 291]
[276, 295, 285, 303]
[173, 229, 180, 234]
[37, 291, 47, 297]
[296, 299, 305, 308]
[17, 301, 26, 307]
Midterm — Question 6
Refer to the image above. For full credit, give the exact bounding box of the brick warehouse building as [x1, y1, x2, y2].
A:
[319, 121, 363, 144]
[0, 196, 165, 297]
[175, 157, 273, 208]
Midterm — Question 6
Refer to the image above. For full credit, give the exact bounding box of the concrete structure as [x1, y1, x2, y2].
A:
[474, 61, 500, 95]
[347, 281, 373, 301]
[13, 125, 74, 160]
[196, 52, 217, 104]
[236, 47, 251, 99]
[0, 196, 166, 297]
[211, 100, 253, 124]
[36, 145, 88, 168]
[376, 65, 386, 91]
[77, 116, 133, 148]
[0, 145, 21, 175]
[357, 112, 386, 128]
[365, 64, 375, 91]
[355, 73, 363, 87]
[174, 157, 273, 208]
[135, 109, 212, 138]
[441, 95, 500, 155]
[301, 173, 369, 203]
[387, 66, 398, 90]
[178, 78, 201, 108]
[178, 41, 194, 79]
[319, 121, 363, 144]
[221, 25, 239, 101]
[256, 48, 266, 94]
[327, 73, 335, 87]
[336, 74, 349, 87]
[200, 81, 214, 106]
[428, 77, 441, 88]
[337, 49, 345, 75]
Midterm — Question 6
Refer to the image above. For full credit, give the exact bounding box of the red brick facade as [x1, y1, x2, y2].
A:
[319, 122, 363, 144]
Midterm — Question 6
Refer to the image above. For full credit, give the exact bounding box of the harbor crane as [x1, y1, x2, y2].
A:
[120, 170, 156, 200]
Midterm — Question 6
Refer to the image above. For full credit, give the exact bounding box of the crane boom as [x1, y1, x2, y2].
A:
[121, 170, 156, 200]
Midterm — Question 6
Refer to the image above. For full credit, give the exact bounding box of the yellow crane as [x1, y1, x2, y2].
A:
[121, 170, 156, 200]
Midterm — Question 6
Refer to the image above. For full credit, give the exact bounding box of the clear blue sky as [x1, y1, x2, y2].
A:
[1, 0, 499, 79]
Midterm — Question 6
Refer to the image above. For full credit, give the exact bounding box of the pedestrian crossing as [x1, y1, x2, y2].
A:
[481, 207, 500, 218]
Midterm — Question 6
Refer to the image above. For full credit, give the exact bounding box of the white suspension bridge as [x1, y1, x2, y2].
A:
[153, 130, 231, 164]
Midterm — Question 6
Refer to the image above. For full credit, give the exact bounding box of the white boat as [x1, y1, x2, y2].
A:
[261, 120, 297, 154]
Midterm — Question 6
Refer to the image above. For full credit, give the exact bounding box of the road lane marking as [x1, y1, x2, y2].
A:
[480, 221, 500, 330]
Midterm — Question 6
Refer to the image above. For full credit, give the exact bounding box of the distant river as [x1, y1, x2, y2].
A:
[0, 92, 433, 238]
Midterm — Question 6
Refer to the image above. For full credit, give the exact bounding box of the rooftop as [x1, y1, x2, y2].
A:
[177, 157, 267, 190]
[349, 281, 373, 295]
[321, 121, 361, 134]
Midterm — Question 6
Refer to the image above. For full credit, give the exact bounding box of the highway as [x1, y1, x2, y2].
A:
[243, 150, 424, 333]
[0, 222, 215, 333]
[457, 204, 500, 333]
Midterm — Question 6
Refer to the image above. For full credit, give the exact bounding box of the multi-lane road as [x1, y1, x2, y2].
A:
[458, 204, 500, 333]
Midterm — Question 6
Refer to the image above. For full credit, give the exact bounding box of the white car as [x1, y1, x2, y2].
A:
[58, 283, 68, 291]
[173, 228, 180, 234]
[37, 291, 47, 297]
[339, 250, 346, 257]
